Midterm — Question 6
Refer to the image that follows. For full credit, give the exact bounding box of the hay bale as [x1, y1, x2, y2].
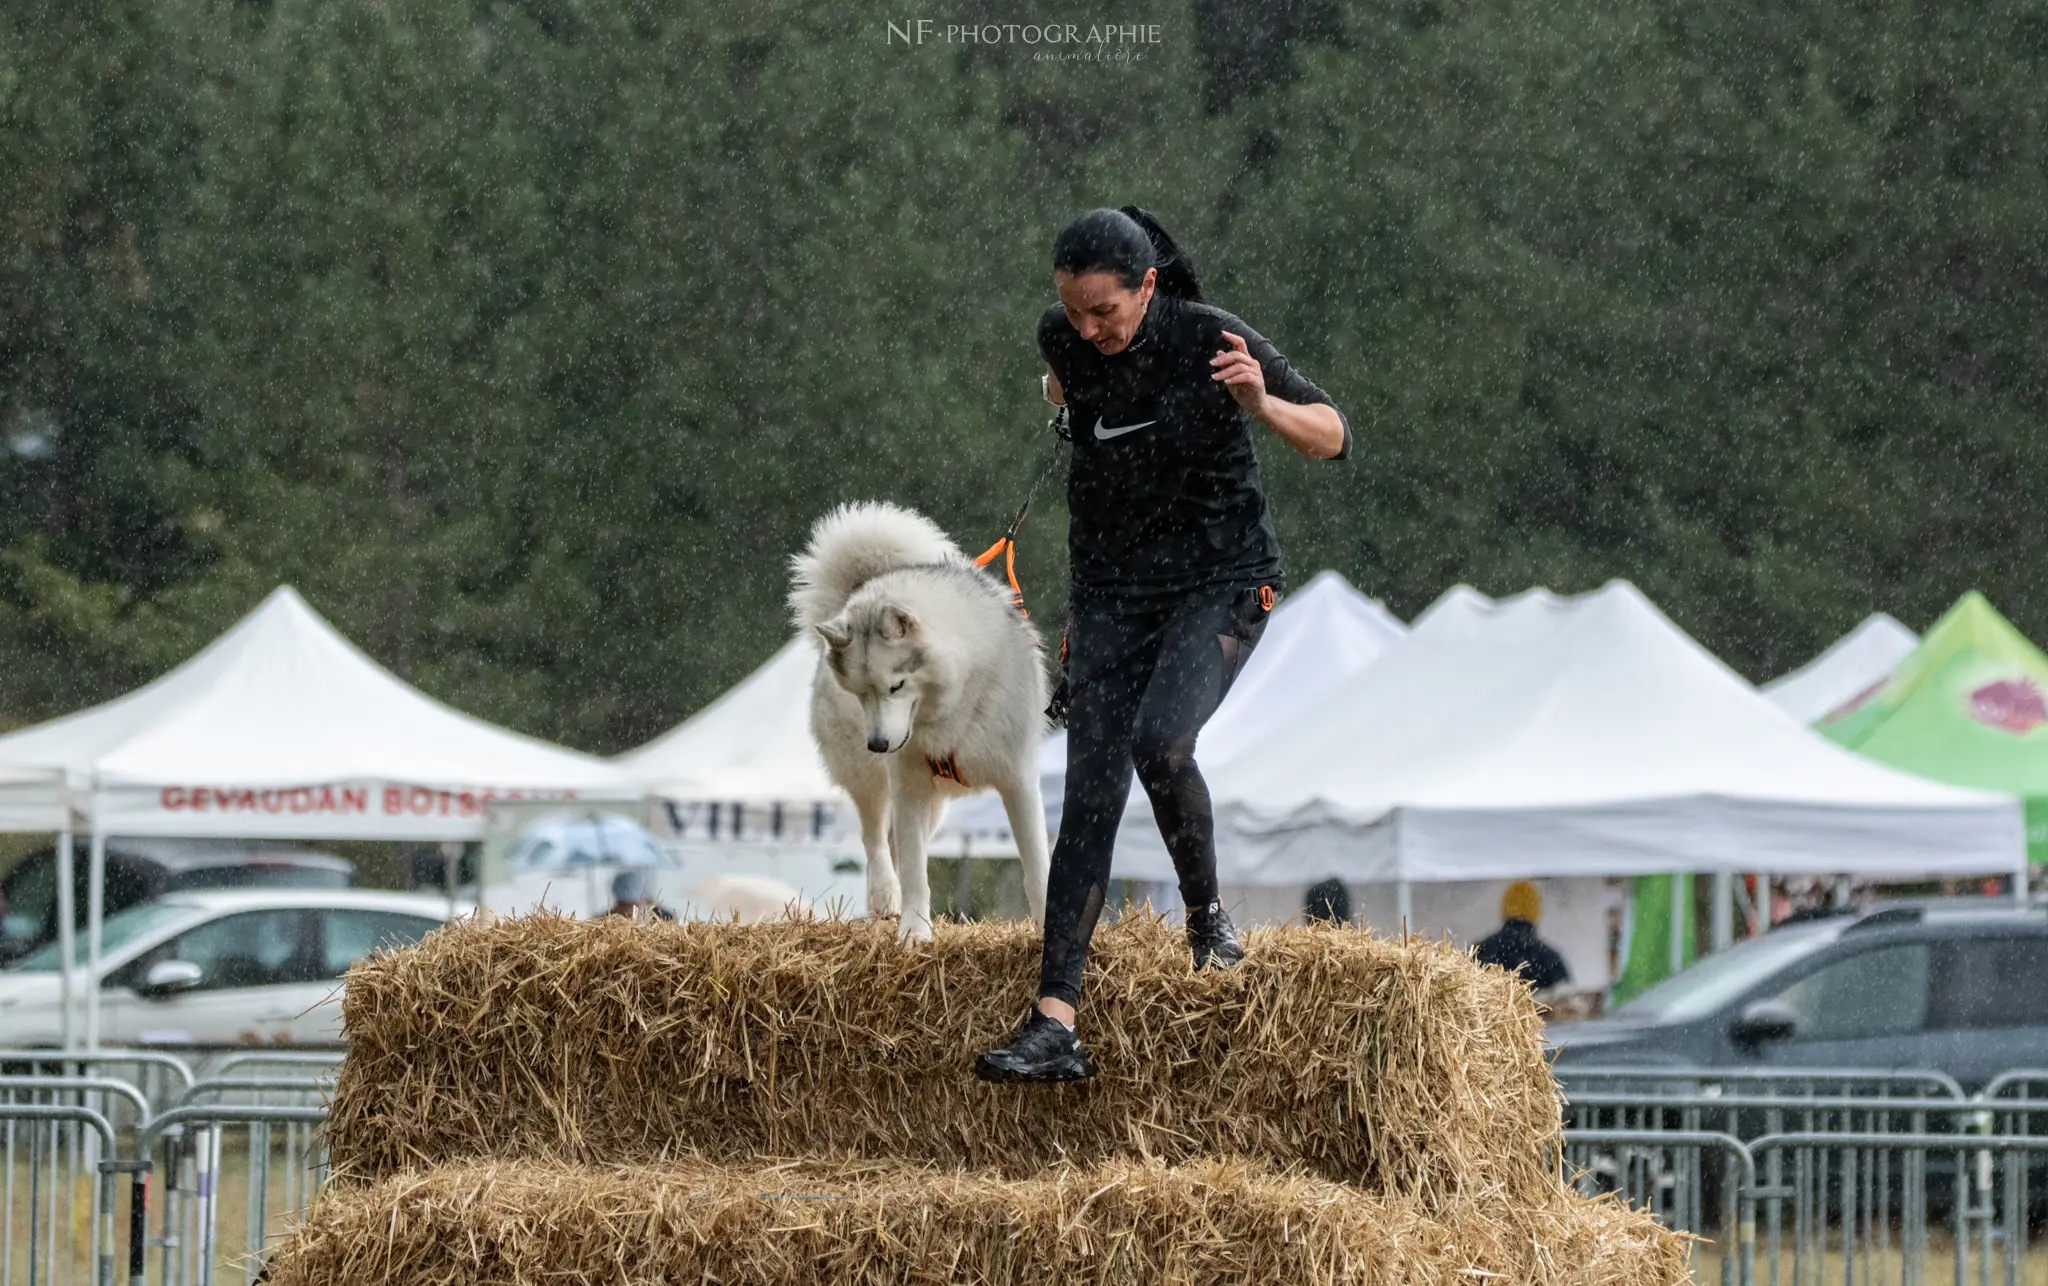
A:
[329, 914, 1562, 1205]
[262, 1156, 1686, 1286]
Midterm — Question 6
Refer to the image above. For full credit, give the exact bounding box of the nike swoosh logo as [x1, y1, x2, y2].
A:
[1093, 417, 1157, 441]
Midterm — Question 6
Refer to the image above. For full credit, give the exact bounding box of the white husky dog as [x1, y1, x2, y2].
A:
[790, 501, 1051, 943]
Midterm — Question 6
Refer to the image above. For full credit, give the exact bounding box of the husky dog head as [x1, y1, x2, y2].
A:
[816, 602, 927, 753]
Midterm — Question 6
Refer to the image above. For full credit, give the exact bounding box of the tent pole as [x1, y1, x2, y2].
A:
[86, 824, 106, 1051]
[1710, 871, 1733, 951]
[54, 819, 75, 1052]
[440, 841, 461, 919]
[1668, 872, 1685, 975]
[1395, 880, 1413, 936]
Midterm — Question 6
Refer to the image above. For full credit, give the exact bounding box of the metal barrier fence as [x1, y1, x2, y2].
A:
[0, 1051, 336, 1286]
[1560, 1067, 1970, 1100]
[1557, 1067, 2048, 1286]
[1562, 1129, 2048, 1286]
[0, 1055, 193, 1126]
[133, 1106, 328, 1286]
[1, 1105, 117, 1286]
[14, 1054, 2048, 1286]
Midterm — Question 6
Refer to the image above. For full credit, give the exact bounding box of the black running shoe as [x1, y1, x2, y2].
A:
[973, 1008, 1096, 1084]
[1187, 900, 1245, 970]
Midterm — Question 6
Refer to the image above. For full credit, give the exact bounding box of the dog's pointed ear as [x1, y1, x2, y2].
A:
[815, 617, 851, 650]
[881, 605, 920, 641]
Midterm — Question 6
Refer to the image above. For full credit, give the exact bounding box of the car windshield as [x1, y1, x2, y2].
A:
[1611, 925, 1841, 1023]
[175, 864, 351, 890]
[6, 902, 201, 972]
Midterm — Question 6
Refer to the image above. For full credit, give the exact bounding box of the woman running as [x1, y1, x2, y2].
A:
[974, 206, 1350, 1084]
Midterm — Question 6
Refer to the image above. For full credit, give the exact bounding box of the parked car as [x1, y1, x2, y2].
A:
[1547, 899, 2048, 1092]
[0, 839, 355, 965]
[0, 888, 456, 1047]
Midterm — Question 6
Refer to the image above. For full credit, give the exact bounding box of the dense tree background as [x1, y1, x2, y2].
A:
[1, 0, 2043, 753]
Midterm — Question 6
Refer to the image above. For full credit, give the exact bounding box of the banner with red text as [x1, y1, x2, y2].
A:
[92, 778, 635, 841]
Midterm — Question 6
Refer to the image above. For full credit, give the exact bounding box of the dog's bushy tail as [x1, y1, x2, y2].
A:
[788, 502, 962, 630]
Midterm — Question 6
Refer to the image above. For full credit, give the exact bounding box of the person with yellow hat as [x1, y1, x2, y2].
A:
[1473, 880, 1569, 991]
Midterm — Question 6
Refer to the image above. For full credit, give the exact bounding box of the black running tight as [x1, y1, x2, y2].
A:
[1037, 583, 1272, 1007]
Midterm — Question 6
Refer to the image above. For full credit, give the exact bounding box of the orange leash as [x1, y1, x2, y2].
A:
[973, 504, 1030, 615]
[971, 422, 1068, 617]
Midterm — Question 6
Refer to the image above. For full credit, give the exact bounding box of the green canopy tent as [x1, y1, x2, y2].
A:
[1821, 591, 2048, 868]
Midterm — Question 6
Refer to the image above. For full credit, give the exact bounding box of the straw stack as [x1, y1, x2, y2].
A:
[270, 912, 1689, 1286]
[325, 912, 1562, 1206]
[263, 1157, 1685, 1286]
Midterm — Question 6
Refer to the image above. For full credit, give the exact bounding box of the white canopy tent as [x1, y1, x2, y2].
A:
[934, 570, 1409, 848]
[611, 637, 916, 917]
[0, 763, 65, 832]
[0, 586, 634, 837]
[614, 636, 845, 842]
[1407, 583, 1503, 636]
[1407, 594, 1923, 962]
[1113, 583, 1615, 979]
[1116, 581, 2023, 905]
[1762, 613, 1919, 725]
[0, 585, 637, 1046]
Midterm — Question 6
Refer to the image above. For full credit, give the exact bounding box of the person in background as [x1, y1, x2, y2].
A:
[1777, 875, 1852, 925]
[1473, 880, 1568, 991]
[607, 870, 675, 922]
[1304, 877, 1351, 926]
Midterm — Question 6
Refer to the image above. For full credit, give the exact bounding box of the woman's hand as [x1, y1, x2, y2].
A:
[1210, 331, 1267, 415]
[1216, 330, 1347, 459]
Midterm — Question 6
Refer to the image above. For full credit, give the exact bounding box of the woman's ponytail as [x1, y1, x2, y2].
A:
[1051, 206, 1206, 303]
[1118, 205, 1205, 303]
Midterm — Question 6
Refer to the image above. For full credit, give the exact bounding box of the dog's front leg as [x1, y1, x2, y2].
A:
[853, 777, 900, 918]
[995, 770, 1051, 930]
[889, 769, 937, 945]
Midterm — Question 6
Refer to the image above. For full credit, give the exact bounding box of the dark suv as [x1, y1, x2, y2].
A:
[0, 839, 355, 965]
[1547, 900, 2048, 1093]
